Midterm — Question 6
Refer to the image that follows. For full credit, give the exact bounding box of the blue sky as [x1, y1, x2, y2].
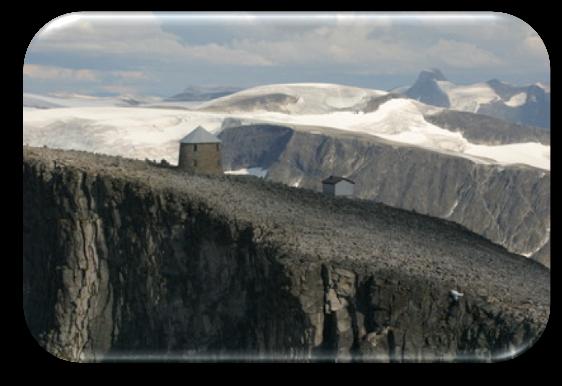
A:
[23, 12, 550, 97]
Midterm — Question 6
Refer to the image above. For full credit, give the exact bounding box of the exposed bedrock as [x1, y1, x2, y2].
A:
[23, 147, 549, 362]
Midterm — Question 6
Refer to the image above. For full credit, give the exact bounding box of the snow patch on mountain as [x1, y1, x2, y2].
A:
[504, 92, 528, 107]
[224, 167, 268, 178]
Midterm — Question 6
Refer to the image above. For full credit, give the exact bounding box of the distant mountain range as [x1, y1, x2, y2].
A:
[396, 69, 550, 129]
[166, 86, 243, 102]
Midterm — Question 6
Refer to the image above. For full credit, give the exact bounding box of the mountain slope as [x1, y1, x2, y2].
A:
[23, 147, 549, 362]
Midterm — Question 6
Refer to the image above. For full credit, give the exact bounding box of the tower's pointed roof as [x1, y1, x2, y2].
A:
[180, 126, 221, 144]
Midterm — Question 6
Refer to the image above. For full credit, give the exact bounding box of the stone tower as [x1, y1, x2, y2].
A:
[178, 126, 223, 175]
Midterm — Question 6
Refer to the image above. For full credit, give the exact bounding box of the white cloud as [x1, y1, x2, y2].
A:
[112, 71, 148, 80]
[427, 39, 503, 68]
[31, 14, 273, 67]
[100, 84, 139, 94]
[27, 16, 511, 77]
[229, 24, 419, 70]
[23, 64, 99, 81]
[28, 13, 546, 72]
[23, 64, 150, 84]
[30, 13, 414, 69]
[25, 12, 550, 94]
[522, 35, 549, 59]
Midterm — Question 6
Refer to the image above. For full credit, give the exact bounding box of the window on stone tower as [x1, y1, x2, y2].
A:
[216, 144, 220, 151]
[193, 144, 198, 152]
[193, 160, 197, 167]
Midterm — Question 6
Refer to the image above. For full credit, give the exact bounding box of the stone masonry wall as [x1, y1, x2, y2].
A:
[178, 143, 222, 175]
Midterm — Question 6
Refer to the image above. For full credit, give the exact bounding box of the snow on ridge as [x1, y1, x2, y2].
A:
[23, 94, 551, 171]
[505, 92, 527, 107]
[197, 82, 389, 113]
[535, 82, 550, 93]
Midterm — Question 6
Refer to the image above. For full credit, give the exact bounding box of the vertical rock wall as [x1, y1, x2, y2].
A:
[23, 151, 548, 362]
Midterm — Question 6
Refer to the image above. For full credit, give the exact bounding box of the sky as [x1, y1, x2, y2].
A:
[23, 12, 550, 97]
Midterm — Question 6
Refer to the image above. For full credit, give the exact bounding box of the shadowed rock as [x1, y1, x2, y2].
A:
[23, 147, 549, 362]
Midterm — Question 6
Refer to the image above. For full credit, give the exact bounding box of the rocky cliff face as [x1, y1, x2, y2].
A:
[220, 124, 550, 267]
[23, 147, 549, 362]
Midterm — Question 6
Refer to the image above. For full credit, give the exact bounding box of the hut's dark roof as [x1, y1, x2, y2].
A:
[322, 176, 355, 185]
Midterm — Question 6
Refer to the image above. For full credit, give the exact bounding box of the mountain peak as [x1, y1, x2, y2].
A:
[418, 68, 447, 82]
[405, 69, 450, 107]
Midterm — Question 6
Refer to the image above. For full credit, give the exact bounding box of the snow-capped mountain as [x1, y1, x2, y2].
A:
[404, 68, 450, 108]
[401, 69, 550, 129]
[23, 83, 549, 170]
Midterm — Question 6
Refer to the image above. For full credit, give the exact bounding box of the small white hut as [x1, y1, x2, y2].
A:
[322, 176, 355, 197]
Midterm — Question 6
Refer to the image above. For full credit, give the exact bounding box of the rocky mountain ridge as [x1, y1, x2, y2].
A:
[23, 147, 549, 362]
[402, 69, 550, 129]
